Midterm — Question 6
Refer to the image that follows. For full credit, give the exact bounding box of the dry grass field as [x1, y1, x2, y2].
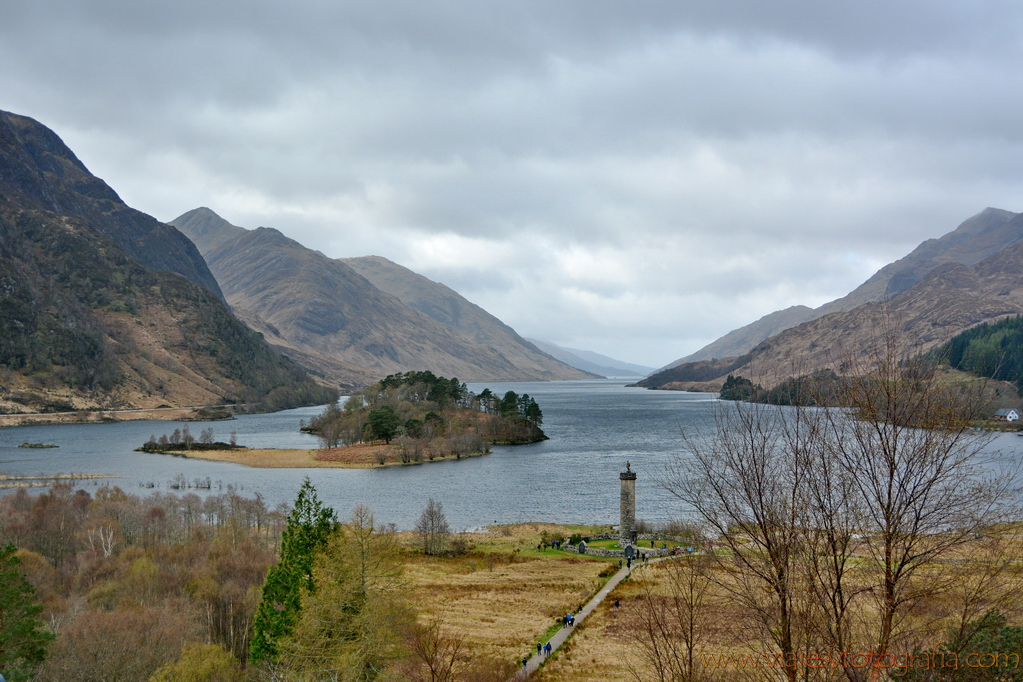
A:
[402, 523, 618, 667]
[527, 532, 1023, 682]
[531, 559, 743, 682]
[0, 405, 215, 427]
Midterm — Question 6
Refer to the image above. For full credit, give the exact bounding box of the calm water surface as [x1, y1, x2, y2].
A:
[3, 381, 1020, 530]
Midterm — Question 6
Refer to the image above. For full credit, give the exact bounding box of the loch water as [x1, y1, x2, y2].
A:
[3, 380, 1021, 530]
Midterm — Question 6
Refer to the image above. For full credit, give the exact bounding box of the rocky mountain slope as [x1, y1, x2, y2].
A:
[340, 255, 594, 381]
[639, 229, 1023, 391]
[0, 111, 225, 301]
[666, 208, 1023, 369]
[0, 111, 336, 414]
[172, 208, 592, 384]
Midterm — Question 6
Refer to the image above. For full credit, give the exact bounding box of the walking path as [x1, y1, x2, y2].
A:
[513, 558, 653, 679]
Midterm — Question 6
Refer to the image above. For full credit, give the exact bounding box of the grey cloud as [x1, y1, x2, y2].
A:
[3, 1, 1022, 364]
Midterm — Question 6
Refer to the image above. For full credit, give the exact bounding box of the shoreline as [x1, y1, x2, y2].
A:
[0, 405, 237, 428]
[179, 445, 489, 469]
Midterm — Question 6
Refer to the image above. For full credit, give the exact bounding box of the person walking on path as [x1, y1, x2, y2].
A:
[514, 557, 657, 679]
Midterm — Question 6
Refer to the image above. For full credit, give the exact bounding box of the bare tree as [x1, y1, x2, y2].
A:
[628, 554, 714, 682]
[415, 499, 450, 556]
[819, 339, 1012, 680]
[666, 327, 1017, 682]
[398, 620, 465, 682]
[665, 400, 815, 682]
[315, 402, 343, 449]
[181, 424, 194, 449]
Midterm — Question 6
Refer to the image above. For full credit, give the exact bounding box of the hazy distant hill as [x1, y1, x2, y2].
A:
[0, 111, 335, 413]
[525, 339, 653, 378]
[663, 208, 1023, 369]
[341, 255, 593, 381]
[172, 208, 592, 384]
[640, 216, 1023, 391]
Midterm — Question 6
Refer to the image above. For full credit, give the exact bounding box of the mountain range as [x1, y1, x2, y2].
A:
[0, 110, 335, 414]
[525, 339, 654, 378]
[170, 208, 593, 387]
[640, 208, 1023, 390]
[7, 107, 1017, 406]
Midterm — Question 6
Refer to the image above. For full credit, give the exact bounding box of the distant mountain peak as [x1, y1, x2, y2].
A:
[659, 207, 1022, 370]
[172, 208, 593, 384]
[525, 339, 654, 378]
[641, 207, 1023, 391]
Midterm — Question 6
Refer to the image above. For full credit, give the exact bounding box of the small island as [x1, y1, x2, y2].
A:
[136, 372, 547, 468]
[303, 371, 546, 466]
[18, 442, 59, 448]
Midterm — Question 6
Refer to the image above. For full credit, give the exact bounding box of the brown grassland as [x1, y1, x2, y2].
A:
[0, 405, 221, 427]
[401, 523, 617, 665]
[527, 531, 1023, 682]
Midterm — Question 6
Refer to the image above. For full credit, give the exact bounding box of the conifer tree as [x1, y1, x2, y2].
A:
[249, 479, 338, 663]
[276, 505, 410, 680]
[0, 543, 54, 682]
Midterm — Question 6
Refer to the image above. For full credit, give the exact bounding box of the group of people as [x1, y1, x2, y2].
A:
[522, 640, 555, 669]
[617, 553, 650, 570]
[562, 612, 575, 627]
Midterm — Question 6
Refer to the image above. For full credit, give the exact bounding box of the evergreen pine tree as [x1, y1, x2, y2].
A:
[249, 478, 338, 663]
[0, 543, 54, 682]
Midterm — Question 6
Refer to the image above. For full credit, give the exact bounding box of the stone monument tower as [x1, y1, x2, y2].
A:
[620, 461, 637, 548]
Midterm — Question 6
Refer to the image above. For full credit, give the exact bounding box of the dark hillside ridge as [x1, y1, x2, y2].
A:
[0, 111, 334, 413]
[0, 111, 224, 301]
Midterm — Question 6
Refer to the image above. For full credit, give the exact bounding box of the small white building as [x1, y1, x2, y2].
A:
[993, 408, 1020, 422]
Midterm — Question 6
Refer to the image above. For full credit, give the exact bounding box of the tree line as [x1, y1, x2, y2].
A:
[0, 484, 284, 681]
[931, 314, 1023, 394]
[0, 480, 512, 681]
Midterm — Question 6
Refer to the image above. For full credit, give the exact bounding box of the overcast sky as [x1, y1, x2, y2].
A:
[4, 1, 1023, 367]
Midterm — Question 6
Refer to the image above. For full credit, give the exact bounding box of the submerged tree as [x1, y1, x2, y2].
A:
[250, 479, 338, 664]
